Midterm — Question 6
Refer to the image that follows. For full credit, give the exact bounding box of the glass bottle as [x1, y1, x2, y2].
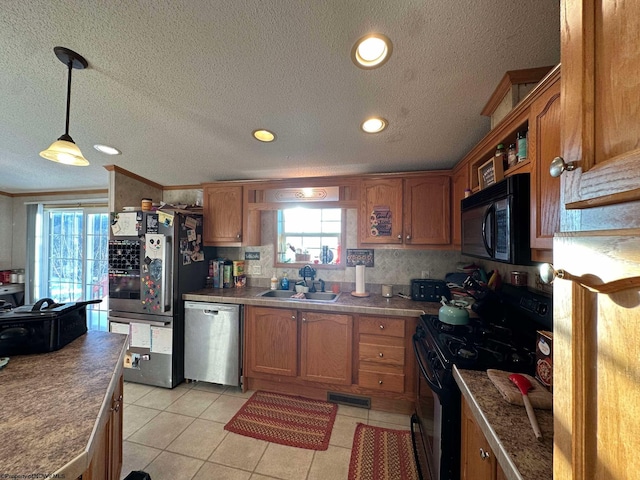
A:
[507, 143, 518, 167]
[495, 143, 507, 170]
[517, 130, 528, 162]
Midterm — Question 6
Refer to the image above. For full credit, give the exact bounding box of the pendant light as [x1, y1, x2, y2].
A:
[39, 47, 90, 166]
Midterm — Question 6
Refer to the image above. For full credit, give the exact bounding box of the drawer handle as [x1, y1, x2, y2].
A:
[379, 352, 383, 357]
[378, 380, 383, 385]
[479, 448, 490, 460]
[379, 325, 384, 330]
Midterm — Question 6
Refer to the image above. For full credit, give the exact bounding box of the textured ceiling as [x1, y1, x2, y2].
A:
[0, 1, 560, 194]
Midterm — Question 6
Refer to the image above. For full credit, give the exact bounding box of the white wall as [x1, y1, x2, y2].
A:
[0, 194, 13, 270]
[11, 192, 108, 269]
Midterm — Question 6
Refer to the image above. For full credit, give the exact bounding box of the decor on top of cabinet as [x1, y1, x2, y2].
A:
[478, 157, 504, 190]
[481, 66, 554, 129]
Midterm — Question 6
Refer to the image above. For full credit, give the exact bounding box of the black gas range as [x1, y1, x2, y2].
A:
[411, 284, 552, 480]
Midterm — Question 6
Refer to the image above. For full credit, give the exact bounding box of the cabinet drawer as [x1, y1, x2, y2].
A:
[358, 369, 405, 393]
[359, 343, 405, 366]
[359, 317, 404, 338]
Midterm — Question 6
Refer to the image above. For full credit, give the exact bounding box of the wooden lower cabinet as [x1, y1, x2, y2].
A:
[244, 306, 417, 413]
[461, 397, 506, 480]
[300, 311, 353, 385]
[357, 316, 406, 394]
[82, 373, 123, 480]
[246, 306, 298, 377]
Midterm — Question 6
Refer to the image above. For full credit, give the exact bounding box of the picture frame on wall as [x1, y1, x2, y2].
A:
[478, 157, 504, 189]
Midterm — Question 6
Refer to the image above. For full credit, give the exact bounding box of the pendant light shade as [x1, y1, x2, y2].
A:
[39, 47, 89, 166]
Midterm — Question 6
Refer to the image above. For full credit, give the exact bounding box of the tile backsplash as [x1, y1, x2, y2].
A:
[214, 209, 546, 293]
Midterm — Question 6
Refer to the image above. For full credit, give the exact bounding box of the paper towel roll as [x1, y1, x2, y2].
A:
[355, 265, 366, 294]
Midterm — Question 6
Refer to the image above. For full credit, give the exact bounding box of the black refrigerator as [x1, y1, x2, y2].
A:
[107, 210, 206, 388]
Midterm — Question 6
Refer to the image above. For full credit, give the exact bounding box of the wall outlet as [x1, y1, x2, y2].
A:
[421, 270, 430, 279]
[251, 265, 262, 276]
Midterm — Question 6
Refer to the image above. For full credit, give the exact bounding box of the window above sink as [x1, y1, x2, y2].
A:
[275, 207, 345, 269]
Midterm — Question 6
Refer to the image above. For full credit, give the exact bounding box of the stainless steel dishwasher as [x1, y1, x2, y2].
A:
[184, 301, 241, 386]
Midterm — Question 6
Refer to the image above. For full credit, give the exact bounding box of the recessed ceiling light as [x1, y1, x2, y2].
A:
[93, 144, 122, 155]
[351, 34, 393, 69]
[253, 129, 276, 142]
[361, 117, 388, 133]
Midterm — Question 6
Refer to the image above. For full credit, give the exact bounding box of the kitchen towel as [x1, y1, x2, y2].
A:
[487, 369, 553, 410]
[355, 265, 366, 294]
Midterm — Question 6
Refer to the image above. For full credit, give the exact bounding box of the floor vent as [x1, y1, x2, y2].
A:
[327, 392, 371, 409]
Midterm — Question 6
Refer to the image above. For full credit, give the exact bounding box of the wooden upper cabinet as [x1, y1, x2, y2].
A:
[359, 175, 451, 247]
[359, 178, 404, 244]
[404, 175, 451, 245]
[451, 165, 469, 247]
[300, 311, 353, 385]
[203, 184, 243, 245]
[561, 0, 640, 209]
[529, 72, 561, 252]
[203, 184, 260, 246]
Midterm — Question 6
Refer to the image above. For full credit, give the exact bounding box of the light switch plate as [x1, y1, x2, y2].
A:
[251, 265, 262, 275]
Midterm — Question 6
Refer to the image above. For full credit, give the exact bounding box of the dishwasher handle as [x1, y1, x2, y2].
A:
[184, 302, 240, 316]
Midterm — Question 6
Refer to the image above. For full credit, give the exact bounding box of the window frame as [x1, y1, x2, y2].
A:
[273, 208, 347, 270]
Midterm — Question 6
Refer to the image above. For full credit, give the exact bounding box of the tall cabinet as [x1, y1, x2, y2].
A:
[553, 1, 640, 479]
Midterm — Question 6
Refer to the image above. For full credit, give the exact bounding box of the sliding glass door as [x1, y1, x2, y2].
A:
[35, 207, 109, 331]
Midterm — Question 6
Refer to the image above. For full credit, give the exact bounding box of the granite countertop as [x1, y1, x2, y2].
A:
[184, 286, 443, 317]
[454, 367, 553, 480]
[0, 330, 128, 479]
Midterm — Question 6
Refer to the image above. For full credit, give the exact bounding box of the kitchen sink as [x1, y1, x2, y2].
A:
[257, 290, 341, 302]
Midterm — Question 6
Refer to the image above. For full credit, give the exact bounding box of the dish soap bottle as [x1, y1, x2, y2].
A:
[270, 272, 278, 290]
[281, 272, 289, 290]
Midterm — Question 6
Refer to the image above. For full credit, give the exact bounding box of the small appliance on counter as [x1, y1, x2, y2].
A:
[410, 279, 451, 302]
[0, 298, 101, 356]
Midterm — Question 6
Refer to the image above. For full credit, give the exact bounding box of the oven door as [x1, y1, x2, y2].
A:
[412, 332, 461, 480]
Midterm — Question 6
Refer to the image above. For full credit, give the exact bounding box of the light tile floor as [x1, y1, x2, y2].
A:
[121, 381, 412, 480]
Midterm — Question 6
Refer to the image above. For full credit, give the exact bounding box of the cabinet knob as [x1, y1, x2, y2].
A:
[379, 325, 384, 330]
[379, 352, 383, 357]
[549, 156, 577, 177]
[539, 263, 640, 294]
[302, 317, 307, 322]
[479, 448, 490, 460]
[378, 380, 383, 385]
[406, 235, 411, 240]
[236, 233, 242, 239]
[397, 234, 402, 239]
[291, 315, 296, 320]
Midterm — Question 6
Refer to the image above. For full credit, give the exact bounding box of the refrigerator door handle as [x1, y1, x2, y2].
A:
[161, 236, 172, 312]
[108, 316, 170, 327]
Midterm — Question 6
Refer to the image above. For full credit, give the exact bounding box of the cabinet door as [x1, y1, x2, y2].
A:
[529, 75, 561, 251]
[561, 0, 640, 209]
[246, 306, 298, 377]
[109, 374, 124, 480]
[451, 165, 469, 247]
[359, 178, 403, 244]
[461, 398, 496, 480]
[404, 175, 451, 245]
[203, 185, 243, 245]
[300, 311, 353, 385]
[553, 230, 640, 480]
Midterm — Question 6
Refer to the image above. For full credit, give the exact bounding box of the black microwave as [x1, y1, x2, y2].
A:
[461, 173, 531, 265]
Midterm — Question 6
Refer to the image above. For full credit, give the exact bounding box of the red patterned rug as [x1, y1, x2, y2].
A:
[223, 391, 338, 450]
[348, 423, 419, 480]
